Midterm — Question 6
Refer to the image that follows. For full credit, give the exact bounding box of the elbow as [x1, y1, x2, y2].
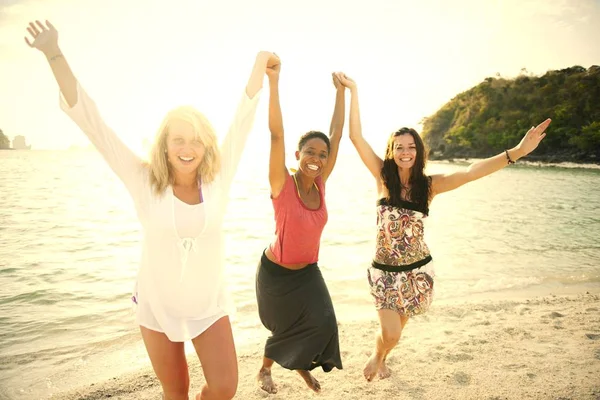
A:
[329, 127, 343, 140]
[464, 168, 477, 183]
[245, 84, 261, 99]
[270, 130, 284, 141]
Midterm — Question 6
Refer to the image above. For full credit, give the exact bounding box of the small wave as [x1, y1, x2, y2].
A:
[446, 276, 545, 297]
[0, 290, 51, 305]
[530, 161, 600, 170]
[431, 159, 600, 170]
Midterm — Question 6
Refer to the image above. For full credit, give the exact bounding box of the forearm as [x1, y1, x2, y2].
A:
[44, 46, 78, 107]
[268, 77, 284, 139]
[466, 146, 524, 181]
[348, 87, 363, 143]
[246, 52, 270, 99]
[329, 88, 345, 139]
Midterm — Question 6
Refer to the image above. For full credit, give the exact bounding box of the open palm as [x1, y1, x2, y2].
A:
[517, 118, 552, 156]
[24, 20, 58, 54]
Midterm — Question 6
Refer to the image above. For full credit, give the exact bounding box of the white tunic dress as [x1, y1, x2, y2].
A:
[60, 82, 260, 341]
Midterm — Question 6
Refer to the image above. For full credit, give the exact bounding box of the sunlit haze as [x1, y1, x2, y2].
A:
[1, 0, 599, 156]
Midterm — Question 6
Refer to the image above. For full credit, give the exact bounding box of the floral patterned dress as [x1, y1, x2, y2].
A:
[367, 198, 435, 317]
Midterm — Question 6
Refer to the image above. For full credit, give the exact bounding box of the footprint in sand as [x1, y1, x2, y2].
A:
[548, 312, 564, 318]
[594, 349, 600, 360]
[554, 320, 565, 330]
[516, 306, 531, 315]
[452, 371, 471, 385]
[445, 353, 474, 362]
[585, 333, 600, 340]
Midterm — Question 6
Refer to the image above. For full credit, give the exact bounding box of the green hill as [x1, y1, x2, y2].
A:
[0, 129, 9, 149]
[421, 65, 600, 163]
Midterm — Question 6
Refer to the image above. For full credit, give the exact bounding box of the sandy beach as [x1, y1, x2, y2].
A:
[48, 291, 600, 400]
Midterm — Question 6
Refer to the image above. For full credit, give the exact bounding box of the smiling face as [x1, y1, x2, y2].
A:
[165, 118, 206, 176]
[295, 138, 329, 178]
[391, 133, 418, 169]
[148, 106, 220, 194]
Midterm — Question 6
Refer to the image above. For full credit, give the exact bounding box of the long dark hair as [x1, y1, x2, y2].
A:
[381, 127, 431, 211]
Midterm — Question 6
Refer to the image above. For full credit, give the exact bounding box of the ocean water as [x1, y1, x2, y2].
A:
[1, 149, 599, 399]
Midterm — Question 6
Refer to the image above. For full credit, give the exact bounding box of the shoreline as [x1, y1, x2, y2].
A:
[43, 290, 600, 400]
[429, 156, 600, 169]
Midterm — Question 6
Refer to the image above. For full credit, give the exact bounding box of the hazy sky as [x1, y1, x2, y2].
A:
[1, 0, 599, 153]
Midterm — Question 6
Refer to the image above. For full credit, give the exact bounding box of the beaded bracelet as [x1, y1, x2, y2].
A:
[505, 150, 515, 164]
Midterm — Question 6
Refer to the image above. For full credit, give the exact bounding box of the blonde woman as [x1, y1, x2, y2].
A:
[25, 19, 278, 400]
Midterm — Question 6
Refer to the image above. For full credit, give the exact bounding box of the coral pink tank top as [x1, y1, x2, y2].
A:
[269, 174, 328, 264]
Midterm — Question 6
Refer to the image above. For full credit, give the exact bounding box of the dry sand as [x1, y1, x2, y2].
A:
[50, 292, 600, 400]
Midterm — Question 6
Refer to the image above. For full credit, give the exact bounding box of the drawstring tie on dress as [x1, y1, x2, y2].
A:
[178, 237, 197, 282]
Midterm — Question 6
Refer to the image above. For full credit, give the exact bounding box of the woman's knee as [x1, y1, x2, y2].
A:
[204, 377, 237, 400]
[380, 326, 402, 345]
[163, 383, 189, 400]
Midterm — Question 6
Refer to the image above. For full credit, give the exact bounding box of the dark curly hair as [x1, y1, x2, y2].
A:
[298, 130, 331, 153]
[381, 127, 431, 211]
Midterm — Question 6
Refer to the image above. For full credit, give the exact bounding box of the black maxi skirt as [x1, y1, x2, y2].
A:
[255, 251, 343, 372]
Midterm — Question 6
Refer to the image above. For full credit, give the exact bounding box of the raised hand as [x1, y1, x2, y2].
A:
[24, 20, 59, 55]
[516, 118, 551, 156]
[332, 72, 344, 90]
[338, 73, 356, 90]
[265, 53, 281, 79]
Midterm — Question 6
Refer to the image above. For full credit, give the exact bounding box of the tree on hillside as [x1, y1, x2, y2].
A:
[0, 128, 9, 149]
[421, 65, 600, 162]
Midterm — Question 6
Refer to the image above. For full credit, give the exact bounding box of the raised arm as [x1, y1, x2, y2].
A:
[25, 21, 77, 107]
[220, 51, 278, 188]
[430, 118, 552, 197]
[321, 72, 346, 183]
[264, 54, 287, 198]
[339, 74, 384, 183]
[25, 20, 143, 193]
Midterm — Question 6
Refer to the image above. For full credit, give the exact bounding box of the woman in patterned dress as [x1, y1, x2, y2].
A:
[338, 74, 551, 382]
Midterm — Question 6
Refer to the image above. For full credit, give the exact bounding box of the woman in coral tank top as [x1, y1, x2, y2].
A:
[254, 57, 346, 394]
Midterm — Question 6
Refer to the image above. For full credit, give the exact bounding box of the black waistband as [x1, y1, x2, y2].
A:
[260, 251, 317, 276]
[371, 255, 432, 272]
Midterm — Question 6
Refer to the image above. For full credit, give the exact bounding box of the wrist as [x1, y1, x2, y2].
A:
[256, 51, 271, 63]
[43, 46, 62, 58]
[510, 146, 525, 160]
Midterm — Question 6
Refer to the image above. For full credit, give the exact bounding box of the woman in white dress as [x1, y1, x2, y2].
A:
[24, 19, 279, 400]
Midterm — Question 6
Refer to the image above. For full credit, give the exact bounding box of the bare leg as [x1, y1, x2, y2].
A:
[363, 310, 408, 381]
[378, 314, 408, 379]
[296, 370, 321, 392]
[191, 316, 238, 400]
[140, 326, 189, 400]
[257, 356, 277, 394]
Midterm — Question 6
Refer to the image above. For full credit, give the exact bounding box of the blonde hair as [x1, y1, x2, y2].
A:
[147, 106, 221, 195]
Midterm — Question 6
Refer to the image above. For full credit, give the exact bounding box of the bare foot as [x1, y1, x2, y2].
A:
[363, 353, 383, 381]
[257, 367, 278, 394]
[297, 370, 321, 392]
[378, 360, 392, 379]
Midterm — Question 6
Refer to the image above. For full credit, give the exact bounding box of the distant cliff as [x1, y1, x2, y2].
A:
[421, 65, 600, 163]
[12, 135, 31, 150]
